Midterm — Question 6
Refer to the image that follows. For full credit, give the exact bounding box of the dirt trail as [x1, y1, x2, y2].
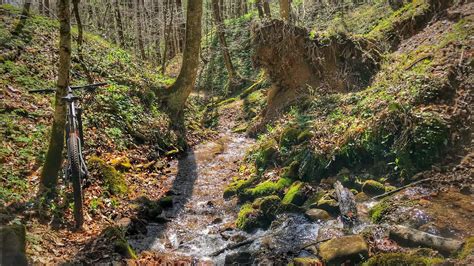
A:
[129, 130, 254, 263]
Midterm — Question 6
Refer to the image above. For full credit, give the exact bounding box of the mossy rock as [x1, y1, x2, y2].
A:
[0, 224, 27, 265]
[255, 139, 279, 170]
[282, 181, 307, 206]
[282, 161, 300, 179]
[280, 126, 301, 149]
[224, 175, 258, 199]
[136, 197, 163, 222]
[458, 236, 474, 260]
[305, 208, 331, 222]
[103, 226, 137, 259]
[109, 156, 132, 171]
[89, 156, 127, 196]
[158, 196, 173, 208]
[385, 185, 397, 193]
[362, 180, 386, 196]
[315, 194, 339, 215]
[368, 198, 392, 223]
[241, 177, 292, 201]
[319, 235, 368, 264]
[363, 252, 444, 266]
[355, 192, 370, 202]
[235, 195, 281, 232]
[292, 257, 322, 266]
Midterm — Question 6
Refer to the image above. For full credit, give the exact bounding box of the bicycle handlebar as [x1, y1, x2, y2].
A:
[29, 82, 108, 93]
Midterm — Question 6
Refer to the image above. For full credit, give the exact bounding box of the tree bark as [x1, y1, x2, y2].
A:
[113, 0, 125, 47]
[72, 0, 93, 83]
[255, 0, 264, 18]
[263, 0, 271, 17]
[40, 0, 71, 197]
[279, 0, 290, 21]
[165, 0, 203, 122]
[211, 0, 237, 82]
[44, 0, 50, 17]
[135, 0, 146, 59]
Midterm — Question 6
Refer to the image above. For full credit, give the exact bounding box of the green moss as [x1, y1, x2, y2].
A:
[242, 177, 292, 200]
[362, 180, 386, 196]
[224, 175, 258, 199]
[235, 195, 281, 232]
[297, 130, 314, 143]
[282, 161, 300, 179]
[158, 196, 173, 208]
[363, 253, 444, 266]
[293, 257, 322, 266]
[368, 198, 392, 223]
[103, 226, 137, 259]
[316, 197, 339, 215]
[279, 126, 301, 149]
[282, 181, 306, 206]
[89, 156, 127, 196]
[458, 237, 474, 260]
[255, 139, 279, 170]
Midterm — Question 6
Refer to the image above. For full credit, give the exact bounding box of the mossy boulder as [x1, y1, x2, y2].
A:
[158, 196, 173, 208]
[318, 235, 368, 264]
[282, 161, 300, 179]
[235, 195, 281, 232]
[223, 175, 257, 199]
[241, 177, 292, 201]
[458, 236, 474, 260]
[368, 198, 393, 223]
[136, 197, 163, 222]
[363, 252, 444, 266]
[103, 226, 137, 259]
[89, 156, 127, 196]
[255, 139, 279, 170]
[280, 126, 301, 149]
[292, 257, 322, 266]
[315, 194, 339, 215]
[0, 224, 27, 266]
[282, 181, 307, 206]
[362, 180, 386, 196]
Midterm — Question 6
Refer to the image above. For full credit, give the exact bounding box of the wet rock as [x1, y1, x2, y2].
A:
[318, 235, 368, 264]
[0, 224, 27, 266]
[224, 251, 254, 265]
[362, 180, 386, 196]
[236, 195, 281, 232]
[354, 192, 369, 202]
[315, 196, 339, 215]
[305, 209, 331, 222]
[293, 257, 322, 266]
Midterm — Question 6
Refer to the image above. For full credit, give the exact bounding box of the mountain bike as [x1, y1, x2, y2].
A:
[30, 82, 107, 228]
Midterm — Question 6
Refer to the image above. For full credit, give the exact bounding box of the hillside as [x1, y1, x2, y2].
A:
[1, 0, 473, 265]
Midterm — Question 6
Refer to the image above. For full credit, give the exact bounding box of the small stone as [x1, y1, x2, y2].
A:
[305, 209, 331, 222]
[318, 235, 368, 264]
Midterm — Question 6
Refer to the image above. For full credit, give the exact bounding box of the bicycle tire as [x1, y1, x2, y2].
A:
[68, 133, 84, 229]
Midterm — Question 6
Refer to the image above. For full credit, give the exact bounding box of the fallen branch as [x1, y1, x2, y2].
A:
[390, 225, 463, 255]
[372, 178, 432, 200]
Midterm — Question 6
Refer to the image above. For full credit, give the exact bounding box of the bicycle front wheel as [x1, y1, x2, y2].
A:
[68, 133, 84, 229]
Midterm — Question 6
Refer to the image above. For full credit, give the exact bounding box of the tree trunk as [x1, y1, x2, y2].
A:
[135, 0, 146, 59]
[165, 0, 203, 122]
[38, 0, 44, 14]
[263, 0, 271, 17]
[44, 0, 50, 17]
[113, 0, 125, 47]
[161, 0, 171, 74]
[255, 0, 264, 18]
[72, 0, 93, 83]
[40, 0, 71, 197]
[211, 0, 237, 82]
[280, 0, 290, 21]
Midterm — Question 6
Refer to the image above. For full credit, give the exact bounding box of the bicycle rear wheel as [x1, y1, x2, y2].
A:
[68, 133, 84, 229]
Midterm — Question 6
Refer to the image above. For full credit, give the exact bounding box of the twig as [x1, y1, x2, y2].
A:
[372, 178, 433, 200]
[404, 55, 432, 71]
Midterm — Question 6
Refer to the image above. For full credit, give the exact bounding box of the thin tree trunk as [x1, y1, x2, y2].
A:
[263, 0, 271, 17]
[255, 0, 264, 18]
[113, 0, 124, 47]
[38, 0, 44, 14]
[165, 0, 203, 123]
[280, 0, 290, 21]
[211, 0, 237, 83]
[72, 0, 93, 83]
[40, 0, 71, 197]
[135, 0, 146, 59]
[161, 0, 171, 74]
[44, 0, 50, 17]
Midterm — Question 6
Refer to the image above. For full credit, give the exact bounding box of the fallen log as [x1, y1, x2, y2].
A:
[372, 178, 432, 200]
[389, 225, 463, 255]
